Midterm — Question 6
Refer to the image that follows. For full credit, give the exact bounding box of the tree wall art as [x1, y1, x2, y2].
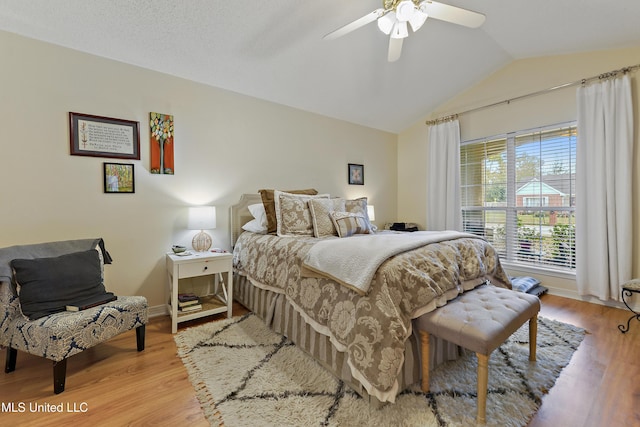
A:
[150, 112, 174, 174]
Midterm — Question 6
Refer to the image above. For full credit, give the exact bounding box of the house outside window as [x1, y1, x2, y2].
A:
[460, 122, 577, 271]
[522, 196, 549, 208]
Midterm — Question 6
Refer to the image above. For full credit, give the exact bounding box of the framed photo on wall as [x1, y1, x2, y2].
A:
[348, 163, 364, 185]
[103, 162, 135, 193]
[150, 112, 174, 174]
[70, 112, 140, 159]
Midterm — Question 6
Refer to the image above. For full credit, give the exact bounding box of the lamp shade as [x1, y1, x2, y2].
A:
[367, 205, 376, 222]
[188, 206, 216, 230]
[377, 11, 396, 35]
[390, 20, 408, 39]
[395, 0, 415, 22]
[409, 10, 428, 31]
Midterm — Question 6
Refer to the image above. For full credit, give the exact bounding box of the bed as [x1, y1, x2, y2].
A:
[230, 192, 511, 404]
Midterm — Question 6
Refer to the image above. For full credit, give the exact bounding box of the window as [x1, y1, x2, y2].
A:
[460, 123, 577, 271]
[523, 196, 548, 207]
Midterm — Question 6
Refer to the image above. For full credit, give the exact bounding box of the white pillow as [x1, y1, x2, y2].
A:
[242, 218, 267, 234]
[248, 203, 267, 228]
[241, 203, 268, 234]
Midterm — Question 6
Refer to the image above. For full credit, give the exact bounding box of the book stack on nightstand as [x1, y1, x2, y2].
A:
[178, 293, 202, 312]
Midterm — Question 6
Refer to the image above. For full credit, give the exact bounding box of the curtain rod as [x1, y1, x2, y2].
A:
[425, 63, 640, 126]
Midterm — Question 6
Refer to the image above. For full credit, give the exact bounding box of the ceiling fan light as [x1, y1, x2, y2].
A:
[395, 1, 415, 22]
[377, 11, 396, 35]
[391, 20, 408, 39]
[409, 10, 428, 32]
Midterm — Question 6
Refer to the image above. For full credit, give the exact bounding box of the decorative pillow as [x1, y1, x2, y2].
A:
[345, 197, 369, 218]
[510, 276, 541, 293]
[259, 188, 318, 234]
[309, 198, 346, 237]
[274, 191, 329, 237]
[11, 249, 107, 320]
[510, 276, 548, 296]
[330, 211, 372, 238]
[344, 197, 373, 232]
[248, 203, 267, 226]
[242, 203, 268, 233]
[242, 218, 267, 234]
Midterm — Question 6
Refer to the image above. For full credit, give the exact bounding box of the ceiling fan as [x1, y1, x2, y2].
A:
[323, 0, 486, 62]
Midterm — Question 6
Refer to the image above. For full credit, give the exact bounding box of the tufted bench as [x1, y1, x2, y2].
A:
[414, 284, 540, 425]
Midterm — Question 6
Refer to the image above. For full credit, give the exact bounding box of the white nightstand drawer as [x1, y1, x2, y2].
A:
[178, 258, 230, 279]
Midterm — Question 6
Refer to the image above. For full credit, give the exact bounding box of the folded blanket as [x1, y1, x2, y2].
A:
[301, 230, 481, 295]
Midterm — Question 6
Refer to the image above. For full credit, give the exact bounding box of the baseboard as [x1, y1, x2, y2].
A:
[545, 286, 639, 312]
[148, 304, 168, 318]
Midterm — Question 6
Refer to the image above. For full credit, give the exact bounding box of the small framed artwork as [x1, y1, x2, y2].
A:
[104, 162, 135, 193]
[150, 112, 174, 174]
[348, 163, 364, 185]
[69, 112, 140, 159]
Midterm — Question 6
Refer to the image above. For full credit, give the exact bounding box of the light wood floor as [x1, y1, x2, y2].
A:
[1, 296, 639, 426]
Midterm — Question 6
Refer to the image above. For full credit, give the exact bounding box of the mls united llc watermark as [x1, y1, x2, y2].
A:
[2, 401, 88, 413]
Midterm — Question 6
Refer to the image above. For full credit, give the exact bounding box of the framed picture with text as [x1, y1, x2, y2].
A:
[348, 163, 364, 185]
[69, 112, 140, 159]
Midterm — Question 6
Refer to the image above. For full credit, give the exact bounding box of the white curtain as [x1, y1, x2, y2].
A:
[576, 74, 633, 301]
[427, 119, 462, 231]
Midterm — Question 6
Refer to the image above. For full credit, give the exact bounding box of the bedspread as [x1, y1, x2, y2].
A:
[301, 230, 482, 295]
[233, 232, 511, 403]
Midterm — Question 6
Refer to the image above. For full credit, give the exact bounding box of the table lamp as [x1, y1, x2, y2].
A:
[367, 205, 375, 222]
[188, 206, 216, 252]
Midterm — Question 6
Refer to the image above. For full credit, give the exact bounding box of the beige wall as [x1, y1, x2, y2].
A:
[398, 46, 640, 301]
[0, 31, 398, 310]
[5, 28, 638, 309]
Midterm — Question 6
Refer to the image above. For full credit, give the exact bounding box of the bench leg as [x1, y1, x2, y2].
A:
[477, 352, 489, 425]
[529, 315, 537, 362]
[419, 330, 430, 392]
[5, 347, 17, 373]
[53, 359, 67, 394]
[136, 325, 146, 352]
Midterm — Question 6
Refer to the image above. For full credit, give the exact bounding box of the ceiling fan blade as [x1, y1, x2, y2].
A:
[323, 8, 386, 40]
[388, 37, 403, 62]
[420, 1, 485, 28]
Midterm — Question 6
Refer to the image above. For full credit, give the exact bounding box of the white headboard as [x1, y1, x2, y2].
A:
[229, 193, 263, 248]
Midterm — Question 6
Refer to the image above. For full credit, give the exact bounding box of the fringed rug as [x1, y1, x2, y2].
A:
[174, 313, 584, 427]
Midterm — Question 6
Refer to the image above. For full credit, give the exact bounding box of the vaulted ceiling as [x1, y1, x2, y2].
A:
[2, 0, 640, 133]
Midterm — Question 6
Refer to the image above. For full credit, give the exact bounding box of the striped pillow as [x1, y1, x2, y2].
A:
[330, 212, 371, 238]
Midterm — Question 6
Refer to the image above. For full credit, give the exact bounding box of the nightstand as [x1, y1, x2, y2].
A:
[166, 251, 233, 333]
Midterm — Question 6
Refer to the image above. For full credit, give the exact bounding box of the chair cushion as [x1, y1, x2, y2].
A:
[11, 249, 107, 320]
[3, 295, 147, 361]
[414, 285, 540, 355]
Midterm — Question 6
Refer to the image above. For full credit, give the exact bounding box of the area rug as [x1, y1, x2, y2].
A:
[174, 313, 585, 427]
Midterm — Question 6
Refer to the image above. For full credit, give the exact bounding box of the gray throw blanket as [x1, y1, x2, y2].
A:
[0, 238, 111, 283]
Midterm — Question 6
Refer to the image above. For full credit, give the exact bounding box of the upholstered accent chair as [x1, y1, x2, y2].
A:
[0, 238, 148, 394]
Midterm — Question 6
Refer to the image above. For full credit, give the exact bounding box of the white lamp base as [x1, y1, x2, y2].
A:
[192, 230, 212, 252]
